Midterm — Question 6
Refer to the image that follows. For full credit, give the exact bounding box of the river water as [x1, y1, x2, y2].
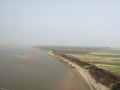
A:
[0, 47, 67, 90]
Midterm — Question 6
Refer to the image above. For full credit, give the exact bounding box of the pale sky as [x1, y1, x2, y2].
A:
[0, 0, 120, 47]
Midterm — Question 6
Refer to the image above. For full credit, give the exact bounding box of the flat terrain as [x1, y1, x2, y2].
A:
[67, 49, 120, 76]
[38, 46, 120, 89]
[58, 68, 91, 90]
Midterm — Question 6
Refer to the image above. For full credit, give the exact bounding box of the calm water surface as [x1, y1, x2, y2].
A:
[0, 47, 67, 90]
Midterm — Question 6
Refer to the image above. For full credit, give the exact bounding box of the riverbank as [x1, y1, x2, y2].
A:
[48, 50, 118, 90]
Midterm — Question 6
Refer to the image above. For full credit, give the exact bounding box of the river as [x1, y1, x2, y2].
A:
[0, 47, 91, 90]
[0, 47, 67, 90]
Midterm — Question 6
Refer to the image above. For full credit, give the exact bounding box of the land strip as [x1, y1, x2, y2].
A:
[49, 51, 120, 90]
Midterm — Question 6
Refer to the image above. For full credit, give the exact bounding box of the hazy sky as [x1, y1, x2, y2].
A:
[1, 0, 120, 47]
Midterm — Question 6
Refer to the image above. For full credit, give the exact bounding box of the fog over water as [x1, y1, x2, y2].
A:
[0, 47, 68, 90]
[1, 0, 120, 47]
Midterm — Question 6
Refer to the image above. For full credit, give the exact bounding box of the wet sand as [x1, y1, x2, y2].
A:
[58, 68, 91, 90]
[49, 51, 109, 90]
[16, 49, 91, 90]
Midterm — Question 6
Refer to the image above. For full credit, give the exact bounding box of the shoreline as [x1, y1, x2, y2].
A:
[48, 50, 109, 90]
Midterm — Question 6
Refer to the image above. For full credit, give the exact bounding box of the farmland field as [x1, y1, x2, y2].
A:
[67, 49, 120, 76]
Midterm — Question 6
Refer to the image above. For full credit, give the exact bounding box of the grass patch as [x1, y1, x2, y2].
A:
[95, 49, 120, 54]
[112, 62, 120, 66]
[92, 61, 120, 66]
[68, 52, 120, 75]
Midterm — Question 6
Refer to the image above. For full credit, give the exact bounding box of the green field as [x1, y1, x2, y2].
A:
[67, 49, 120, 75]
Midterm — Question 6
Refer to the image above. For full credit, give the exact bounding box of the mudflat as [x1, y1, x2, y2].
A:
[58, 68, 91, 90]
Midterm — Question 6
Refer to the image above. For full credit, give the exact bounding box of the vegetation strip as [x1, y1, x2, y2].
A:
[52, 51, 120, 90]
